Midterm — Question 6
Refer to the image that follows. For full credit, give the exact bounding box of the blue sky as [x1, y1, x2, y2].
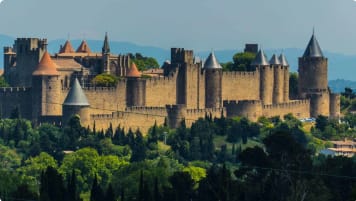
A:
[0, 0, 356, 53]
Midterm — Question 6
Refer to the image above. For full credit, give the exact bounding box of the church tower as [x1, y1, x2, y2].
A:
[102, 32, 111, 74]
[298, 33, 329, 117]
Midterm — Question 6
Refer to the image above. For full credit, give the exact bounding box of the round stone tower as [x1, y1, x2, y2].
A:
[126, 63, 146, 107]
[62, 78, 90, 125]
[279, 53, 290, 102]
[32, 51, 61, 123]
[204, 51, 222, 108]
[166, 104, 187, 128]
[270, 54, 283, 104]
[298, 33, 329, 117]
[252, 49, 273, 105]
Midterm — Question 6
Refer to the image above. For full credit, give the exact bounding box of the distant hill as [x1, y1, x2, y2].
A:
[328, 79, 356, 93]
[1, 34, 356, 81]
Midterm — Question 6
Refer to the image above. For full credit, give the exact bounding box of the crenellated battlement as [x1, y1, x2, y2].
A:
[82, 86, 117, 92]
[186, 107, 224, 115]
[222, 70, 258, 78]
[125, 106, 167, 114]
[262, 99, 309, 109]
[0, 87, 30, 93]
[145, 73, 177, 83]
[223, 99, 262, 106]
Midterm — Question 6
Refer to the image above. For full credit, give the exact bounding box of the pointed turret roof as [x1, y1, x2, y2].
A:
[102, 32, 110, 54]
[303, 33, 323, 57]
[59, 40, 75, 53]
[269, 54, 281, 65]
[126, 63, 141, 78]
[279, 53, 289, 66]
[251, 49, 269, 66]
[33, 51, 60, 76]
[63, 78, 90, 106]
[76, 40, 91, 53]
[203, 52, 222, 69]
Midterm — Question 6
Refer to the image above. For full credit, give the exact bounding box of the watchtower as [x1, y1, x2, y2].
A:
[298, 33, 329, 117]
[204, 52, 222, 108]
[252, 49, 273, 105]
[32, 52, 61, 124]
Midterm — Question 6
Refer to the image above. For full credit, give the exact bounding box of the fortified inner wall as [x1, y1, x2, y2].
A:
[0, 87, 32, 119]
[145, 74, 177, 107]
[222, 71, 260, 101]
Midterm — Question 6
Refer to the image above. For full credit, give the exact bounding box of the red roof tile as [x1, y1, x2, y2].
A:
[32, 52, 60, 76]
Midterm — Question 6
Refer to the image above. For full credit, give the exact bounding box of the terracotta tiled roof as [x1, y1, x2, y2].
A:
[56, 52, 101, 57]
[59, 40, 75, 53]
[76, 40, 91, 53]
[32, 52, 60, 76]
[126, 63, 141, 78]
[52, 58, 82, 69]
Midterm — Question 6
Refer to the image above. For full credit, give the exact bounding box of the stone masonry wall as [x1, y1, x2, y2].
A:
[222, 71, 260, 101]
[262, 100, 310, 119]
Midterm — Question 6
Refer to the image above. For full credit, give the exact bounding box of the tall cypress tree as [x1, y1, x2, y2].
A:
[67, 170, 78, 201]
[105, 183, 115, 201]
[138, 170, 144, 201]
[90, 176, 104, 201]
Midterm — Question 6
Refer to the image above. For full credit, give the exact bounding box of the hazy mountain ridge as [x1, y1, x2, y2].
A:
[0, 34, 355, 82]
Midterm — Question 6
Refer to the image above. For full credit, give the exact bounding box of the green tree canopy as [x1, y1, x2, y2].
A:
[91, 74, 118, 87]
[130, 53, 160, 71]
[222, 52, 256, 72]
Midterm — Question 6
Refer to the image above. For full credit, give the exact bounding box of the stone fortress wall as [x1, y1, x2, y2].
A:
[0, 34, 341, 133]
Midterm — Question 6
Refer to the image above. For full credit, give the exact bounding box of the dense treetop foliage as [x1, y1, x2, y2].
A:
[91, 74, 119, 87]
[1, 112, 356, 201]
[221, 52, 256, 72]
[130, 53, 160, 71]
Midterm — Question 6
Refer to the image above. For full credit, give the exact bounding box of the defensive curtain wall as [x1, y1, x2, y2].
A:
[89, 105, 225, 133]
[224, 100, 310, 122]
[0, 87, 32, 119]
[222, 71, 260, 101]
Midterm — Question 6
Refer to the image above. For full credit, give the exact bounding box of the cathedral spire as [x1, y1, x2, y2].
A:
[303, 32, 323, 58]
[102, 32, 110, 54]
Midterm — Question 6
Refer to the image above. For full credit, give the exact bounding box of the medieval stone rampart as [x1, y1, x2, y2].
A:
[0, 87, 32, 119]
[222, 71, 260, 101]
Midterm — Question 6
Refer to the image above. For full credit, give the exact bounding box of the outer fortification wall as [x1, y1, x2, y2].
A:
[185, 107, 225, 127]
[145, 74, 177, 107]
[89, 107, 167, 134]
[262, 100, 310, 119]
[224, 100, 262, 121]
[222, 71, 260, 101]
[0, 87, 32, 119]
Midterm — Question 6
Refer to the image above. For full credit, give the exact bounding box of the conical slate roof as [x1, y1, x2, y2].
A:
[33, 52, 60, 76]
[76, 40, 91, 53]
[203, 52, 222, 69]
[63, 78, 90, 106]
[279, 53, 289, 66]
[126, 63, 141, 78]
[59, 40, 75, 53]
[269, 54, 281, 65]
[251, 49, 269, 66]
[303, 34, 323, 57]
[102, 32, 110, 54]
